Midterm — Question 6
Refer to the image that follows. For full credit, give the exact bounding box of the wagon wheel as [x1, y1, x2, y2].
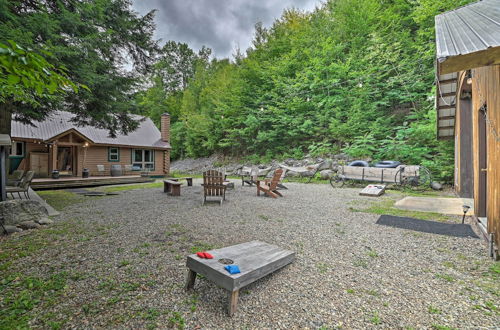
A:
[417, 166, 432, 189]
[329, 175, 345, 188]
[400, 167, 432, 191]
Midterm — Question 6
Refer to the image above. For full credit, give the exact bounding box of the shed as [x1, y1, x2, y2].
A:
[435, 0, 500, 258]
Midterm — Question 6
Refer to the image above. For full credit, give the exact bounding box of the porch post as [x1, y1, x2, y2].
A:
[50, 142, 58, 174]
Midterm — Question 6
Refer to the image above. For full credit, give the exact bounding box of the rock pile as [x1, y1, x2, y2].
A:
[170, 153, 353, 179]
[0, 200, 53, 234]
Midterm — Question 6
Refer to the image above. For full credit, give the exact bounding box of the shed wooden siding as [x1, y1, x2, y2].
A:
[471, 65, 500, 249]
[81, 146, 167, 176]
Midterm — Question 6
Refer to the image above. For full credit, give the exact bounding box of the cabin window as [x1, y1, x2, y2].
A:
[108, 147, 120, 162]
[10, 141, 25, 157]
[132, 149, 154, 170]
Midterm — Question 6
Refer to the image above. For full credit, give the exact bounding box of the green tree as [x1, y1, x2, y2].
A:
[0, 0, 158, 136]
[0, 40, 79, 135]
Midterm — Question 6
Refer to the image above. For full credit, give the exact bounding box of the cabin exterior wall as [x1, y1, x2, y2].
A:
[470, 65, 500, 251]
[9, 140, 170, 177]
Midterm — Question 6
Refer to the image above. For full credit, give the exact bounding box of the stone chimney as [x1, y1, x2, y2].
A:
[160, 113, 170, 142]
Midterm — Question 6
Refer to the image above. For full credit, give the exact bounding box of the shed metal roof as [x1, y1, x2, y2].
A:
[435, 0, 500, 74]
[11, 111, 171, 149]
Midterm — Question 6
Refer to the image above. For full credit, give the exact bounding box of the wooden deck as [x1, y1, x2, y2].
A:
[31, 175, 155, 190]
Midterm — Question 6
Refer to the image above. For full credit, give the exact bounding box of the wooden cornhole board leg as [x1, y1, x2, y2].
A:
[185, 269, 196, 290]
[359, 184, 386, 197]
[228, 290, 239, 316]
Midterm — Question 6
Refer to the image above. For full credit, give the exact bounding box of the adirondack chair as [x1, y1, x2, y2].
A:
[241, 167, 259, 186]
[7, 170, 24, 186]
[277, 168, 288, 190]
[202, 170, 227, 205]
[257, 168, 283, 198]
[6, 170, 34, 199]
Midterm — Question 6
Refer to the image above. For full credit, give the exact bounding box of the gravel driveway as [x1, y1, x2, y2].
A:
[4, 181, 499, 329]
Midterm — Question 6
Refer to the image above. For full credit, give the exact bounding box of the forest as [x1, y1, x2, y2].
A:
[1, 0, 474, 182]
[135, 0, 473, 182]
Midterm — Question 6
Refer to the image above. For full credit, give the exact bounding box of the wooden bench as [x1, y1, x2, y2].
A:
[185, 241, 295, 316]
[163, 180, 182, 196]
[164, 177, 193, 186]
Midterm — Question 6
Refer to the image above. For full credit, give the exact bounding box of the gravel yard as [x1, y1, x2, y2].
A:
[1, 181, 499, 329]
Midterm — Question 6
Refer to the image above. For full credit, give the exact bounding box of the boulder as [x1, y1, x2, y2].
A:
[18, 221, 41, 230]
[300, 170, 316, 177]
[36, 217, 54, 225]
[320, 170, 334, 180]
[2, 225, 23, 234]
[317, 159, 333, 171]
[286, 171, 300, 177]
[0, 200, 49, 226]
[431, 182, 443, 191]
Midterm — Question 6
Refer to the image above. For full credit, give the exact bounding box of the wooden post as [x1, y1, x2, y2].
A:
[185, 270, 196, 290]
[228, 290, 239, 316]
[0, 146, 6, 201]
[50, 143, 58, 174]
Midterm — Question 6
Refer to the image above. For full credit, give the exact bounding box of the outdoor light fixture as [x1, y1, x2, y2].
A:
[466, 70, 473, 85]
[462, 205, 471, 224]
[83, 142, 89, 147]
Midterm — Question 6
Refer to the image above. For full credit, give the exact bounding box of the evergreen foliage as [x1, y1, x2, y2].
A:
[139, 0, 472, 182]
[0, 0, 157, 136]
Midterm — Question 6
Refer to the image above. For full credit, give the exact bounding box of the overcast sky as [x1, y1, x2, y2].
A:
[132, 0, 322, 59]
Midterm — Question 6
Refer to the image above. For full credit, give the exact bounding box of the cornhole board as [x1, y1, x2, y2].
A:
[185, 240, 295, 316]
[359, 184, 386, 197]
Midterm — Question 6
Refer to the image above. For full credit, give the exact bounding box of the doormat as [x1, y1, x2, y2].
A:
[376, 215, 479, 238]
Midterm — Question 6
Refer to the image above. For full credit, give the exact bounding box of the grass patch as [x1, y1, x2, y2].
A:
[102, 182, 163, 193]
[283, 176, 329, 184]
[317, 262, 329, 274]
[432, 325, 456, 330]
[0, 272, 69, 329]
[386, 188, 454, 198]
[370, 311, 381, 325]
[37, 190, 85, 211]
[168, 311, 185, 329]
[428, 305, 442, 314]
[189, 242, 216, 253]
[435, 273, 456, 282]
[349, 199, 453, 222]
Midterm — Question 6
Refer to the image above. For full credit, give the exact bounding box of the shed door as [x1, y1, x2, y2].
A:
[30, 153, 49, 178]
[458, 99, 474, 198]
[477, 106, 487, 218]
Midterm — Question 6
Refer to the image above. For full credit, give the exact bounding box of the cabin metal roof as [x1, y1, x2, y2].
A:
[11, 111, 171, 149]
[435, 0, 500, 74]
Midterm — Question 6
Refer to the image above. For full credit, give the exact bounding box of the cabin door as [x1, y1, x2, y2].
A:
[458, 98, 474, 198]
[477, 106, 487, 219]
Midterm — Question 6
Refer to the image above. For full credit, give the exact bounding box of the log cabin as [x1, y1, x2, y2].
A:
[9, 111, 171, 177]
[435, 0, 500, 258]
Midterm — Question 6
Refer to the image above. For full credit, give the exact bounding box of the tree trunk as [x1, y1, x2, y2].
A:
[0, 102, 12, 135]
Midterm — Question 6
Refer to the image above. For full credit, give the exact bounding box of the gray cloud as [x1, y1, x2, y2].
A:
[132, 0, 321, 58]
